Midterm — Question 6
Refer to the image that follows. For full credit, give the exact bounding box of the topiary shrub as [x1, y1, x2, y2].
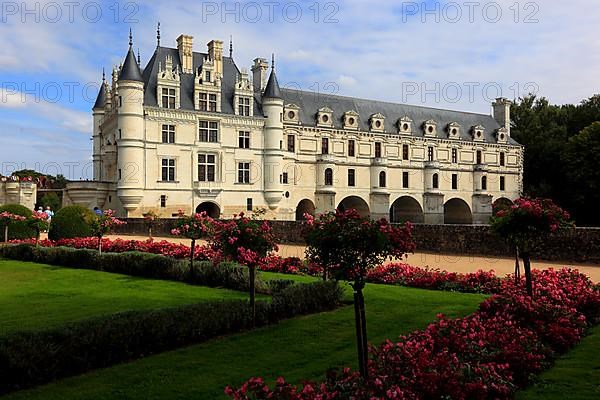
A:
[0, 204, 34, 241]
[48, 205, 94, 240]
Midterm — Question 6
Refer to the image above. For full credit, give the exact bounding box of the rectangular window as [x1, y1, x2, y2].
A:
[402, 144, 409, 160]
[161, 158, 175, 182]
[238, 96, 251, 116]
[452, 148, 458, 164]
[500, 152, 505, 166]
[161, 124, 175, 144]
[118, 96, 122, 108]
[348, 140, 355, 156]
[427, 146, 434, 161]
[199, 120, 219, 142]
[476, 150, 482, 165]
[160, 195, 166, 208]
[161, 88, 176, 109]
[198, 92, 208, 111]
[118, 129, 122, 139]
[452, 173, 458, 189]
[281, 172, 289, 184]
[209, 94, 217, 112]
[322, 137, 329, 155]
[246, 198, 253, 211]
[205, 71, 211, 82]
[238, 131, 250, 149]
[375, 142, 382, 158]
[500, 176, 505, 191]
[238, 162, 250, 184]
[287, 135, 295, 152]
[198, 154, 216, 182]
[402, 171, 409, 188]
[348, 169, 355, 187]
[118, 169, 122, 181]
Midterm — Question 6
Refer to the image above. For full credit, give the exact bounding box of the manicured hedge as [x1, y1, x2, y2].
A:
[0, 279, 342, 394]
[48, 205, 94, 240]
[0, 204, 34, 241]
[0, 244, 268, 293]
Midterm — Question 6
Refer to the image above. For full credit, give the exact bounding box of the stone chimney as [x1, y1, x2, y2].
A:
[176, 34, 194, 73]
[251, 57, 268, 94]
[207, 40, 223, 77]
[492, 97, 512, 136]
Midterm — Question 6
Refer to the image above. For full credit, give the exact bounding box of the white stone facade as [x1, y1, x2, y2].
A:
[0, 180, 37, 210]
[65, 33, 523, 224]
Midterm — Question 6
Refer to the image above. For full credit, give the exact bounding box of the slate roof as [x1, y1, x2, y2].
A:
[119, 47, 143, 82]
[93, 82, 107, 110]
[263, 69, 282, 99]
[137, 46, 519, 145]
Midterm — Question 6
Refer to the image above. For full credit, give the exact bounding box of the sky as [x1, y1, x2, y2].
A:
[0, 0, 598, 179]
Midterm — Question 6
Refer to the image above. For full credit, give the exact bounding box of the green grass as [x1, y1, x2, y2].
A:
[3, 272, 487, 400]
[0, 259, 252, 335]
[517, 324, 600, 400]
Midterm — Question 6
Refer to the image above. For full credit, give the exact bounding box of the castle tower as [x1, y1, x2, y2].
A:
[92, 71, 107, 181]
[116, 30, 145, 216]
[262, 56, 284, 209]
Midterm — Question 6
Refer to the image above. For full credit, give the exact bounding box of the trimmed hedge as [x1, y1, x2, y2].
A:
[48, 205, 94, 240]
[0, 279, 342, 394]
[0, 204, 34, 241]
[0, 244, 269, 293]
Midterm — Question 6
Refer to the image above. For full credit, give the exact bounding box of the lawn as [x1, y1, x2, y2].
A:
[517, 324, 600, 400]
[0, 259, 252, 335]
[3, 272, 487, 400]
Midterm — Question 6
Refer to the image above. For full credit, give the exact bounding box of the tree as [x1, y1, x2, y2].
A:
[89, 210, 126, 254]
[563, 122, 600, 226]
[303, 210, 415, 378]
[27, 211, 49, 246]
[143, 210, 159, 239]
[0, 212, 26, 242]
[171, 211, 213, 278]
[210, 212, 278, 326]
[40, 192, 61, 212]
[491, 197, 573, 297]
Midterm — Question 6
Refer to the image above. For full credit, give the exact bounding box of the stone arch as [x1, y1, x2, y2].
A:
[444, 198, 472, 224]
[338, 196, 370, 218]
[196, 201, 220, 219]
[389, 196, 424, 223]
[493, 197, 514, 215]
[295, 199, 316, 221]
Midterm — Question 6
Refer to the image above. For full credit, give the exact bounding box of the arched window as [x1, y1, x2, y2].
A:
[432, 173, 439, 189]
[324, 168, 333, 186]
[481, 176, 487, 190]
[379, 171, 386, 187]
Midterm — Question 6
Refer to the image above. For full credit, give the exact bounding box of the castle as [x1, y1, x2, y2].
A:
[64, 28, 523, 224]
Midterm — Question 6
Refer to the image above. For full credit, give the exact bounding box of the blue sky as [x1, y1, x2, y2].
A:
[1, 0, 598, 179]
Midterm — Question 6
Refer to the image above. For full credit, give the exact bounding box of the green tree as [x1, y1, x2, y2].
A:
[563, 122, 600, 225]
[40, 192, 61, 211]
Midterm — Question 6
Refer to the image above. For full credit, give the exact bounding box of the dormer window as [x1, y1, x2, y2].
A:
[284, 104, 301, 124]
[343, 111, 359, 130]
[238, 96, 251, 116]
[317, 107, 334, 127]
[472, 125, 485, 142]
[161, 88, 176, 109]
[423, 119, 437, 137]
[398, 116, 412, 134]
[157, 54, 181, 110]
[205, 71, 211, 82]
[447, 122, 460, 139]
[496, 127, 508, 143]
[370, 113, 385, 132]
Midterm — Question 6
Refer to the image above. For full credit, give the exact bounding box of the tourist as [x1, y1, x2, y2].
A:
[94, 207, 103, 216]
[44, 207, 54, 223]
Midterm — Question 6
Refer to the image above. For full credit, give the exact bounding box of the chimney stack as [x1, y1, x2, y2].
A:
[176, 34, 194, 73]
[207, 40, 223, 77]
[492, 97, 512, 136]
[251, 58, 269, 94]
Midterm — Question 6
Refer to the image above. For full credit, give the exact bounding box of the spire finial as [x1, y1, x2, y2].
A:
[102, 68, 106, 83]
[229, 35, 233, 58]
[129, 28, 133, 47]
[137, 48, 141, 64]
[271, 53, 275, 70]
[157, 22, 161, 47]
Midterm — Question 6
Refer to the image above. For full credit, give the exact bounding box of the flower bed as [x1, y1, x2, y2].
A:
[10, 237, 218, 260]
[225, 268, 600, 399]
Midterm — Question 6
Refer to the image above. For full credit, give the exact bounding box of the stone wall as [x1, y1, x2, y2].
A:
[112, 219, 600, 264]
